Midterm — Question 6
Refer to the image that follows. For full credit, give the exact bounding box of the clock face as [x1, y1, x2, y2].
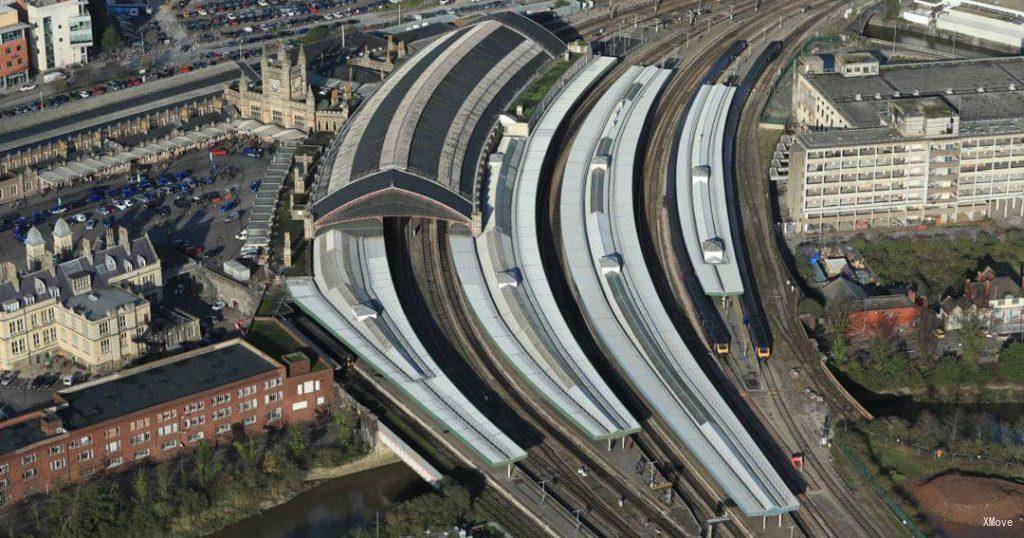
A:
[270, 79, 280, 91]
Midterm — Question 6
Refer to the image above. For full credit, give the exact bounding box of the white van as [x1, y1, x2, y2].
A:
[43, 71, 66, 84]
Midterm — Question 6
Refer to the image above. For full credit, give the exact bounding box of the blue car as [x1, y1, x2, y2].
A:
[31, 211, 45, 224]
[173, 170, 191, 180]
[102, 216, 115, 228]
[156, 178, 171, 187]
[219, 201, 235, 213]
[249, 180, 261, 193]
[201, 176, 215, 185]
[87, 193, 104, 203]
[242, 147, 263, 158]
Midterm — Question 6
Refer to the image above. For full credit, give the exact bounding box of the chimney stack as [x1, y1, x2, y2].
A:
[0, 261, 18, 289]
[40, 414, 63, 436]
[105, 227, 115, 249]
[118, 226, 131, 255]
[331, 88, 340, 108]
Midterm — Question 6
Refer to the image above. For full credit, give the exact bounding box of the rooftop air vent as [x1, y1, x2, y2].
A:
[893, 91, 901, 98]
[854, 93, 862, 101]
[874, 92, 882, 100]
[946, 88, 954, 95]
[1012, 84, 1019, 91]
[88, 294, 98, 302]
[912, 89, 920, 96]
[978, 87, 985, 93]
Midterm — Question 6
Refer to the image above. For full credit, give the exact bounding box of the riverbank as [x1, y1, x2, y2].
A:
[306, 442, 401, 481]
[215, 462, 429, 538]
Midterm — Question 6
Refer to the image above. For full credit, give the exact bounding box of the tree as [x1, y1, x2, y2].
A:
[101, 27, 123, 53]
[908, 309, 940, 362]
[958, 310, 987, 364]
[825, 301, 851, 361]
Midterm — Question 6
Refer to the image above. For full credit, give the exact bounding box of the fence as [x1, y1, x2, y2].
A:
[833, 432, 928, 538]
[526, 51, 595, 130]
[862, 428, 1024, 478]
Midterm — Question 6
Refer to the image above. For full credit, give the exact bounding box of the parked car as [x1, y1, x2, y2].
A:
[85, 219, 96, 230]
[210, 147, 229, 157]
[211, 300, 226, 311]
[72, 213, 86, 223]
[18, 84, 36, 92]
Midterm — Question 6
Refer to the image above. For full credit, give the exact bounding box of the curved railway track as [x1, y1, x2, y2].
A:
[730, 8, 903, 537]
[629, 1, 895, 536]
[385, 216, 705, 536]
[534, 0, 823, 533]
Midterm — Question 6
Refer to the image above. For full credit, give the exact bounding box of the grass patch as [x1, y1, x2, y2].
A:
[512, 55, 578, 120]
[246, 318, 304, 359]
[269, 192, 310, 277]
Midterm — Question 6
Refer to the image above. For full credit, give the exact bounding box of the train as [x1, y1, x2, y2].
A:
[664, 41, 751, 356]
[722, 40, 783, 360]
[663, 39, 753, 354]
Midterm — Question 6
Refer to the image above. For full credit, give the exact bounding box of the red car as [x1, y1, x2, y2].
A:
[91, 86, 106, 95]
[126, 78, 142, 87]
[210, 147, 228, 157]
[178, 65, 192, 74]
[185, 245, 206, 257]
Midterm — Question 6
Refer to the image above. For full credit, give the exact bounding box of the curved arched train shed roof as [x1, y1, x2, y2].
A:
[311, 11, 565, 230]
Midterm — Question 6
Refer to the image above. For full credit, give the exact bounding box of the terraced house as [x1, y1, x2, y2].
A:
[0, 220, 164, 371]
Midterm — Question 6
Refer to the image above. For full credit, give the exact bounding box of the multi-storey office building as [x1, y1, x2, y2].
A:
[787, 54, 1024, 233]
[0, 2, 30, 89]
[23, 0, 91, 72]
[0, 339, 333, 506]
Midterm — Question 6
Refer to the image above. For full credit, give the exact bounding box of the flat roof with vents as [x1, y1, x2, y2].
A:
[57, 340, 278, 430]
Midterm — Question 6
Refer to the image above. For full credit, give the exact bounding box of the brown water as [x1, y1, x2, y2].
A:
[212, 463, 428, 538]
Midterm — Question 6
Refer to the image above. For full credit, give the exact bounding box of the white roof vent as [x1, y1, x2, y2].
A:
[946, 88, 954, 95]
[893, 91, 901, 98]
[874, 92, 882, 100]
[497, 269, 521, 289]
[854, 93, 862, 101]
[599, 254, 622, 275]
[912, 89, 920, 96]
[1012, 84, 1018, 91]
[88, 294, 98, 302]
[977, 87, 985, 93]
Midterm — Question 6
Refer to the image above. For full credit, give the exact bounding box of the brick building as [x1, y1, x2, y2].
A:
[0, 2, 30, 90]
[0, 339, 333, 506]
[846, 289, 925, 340]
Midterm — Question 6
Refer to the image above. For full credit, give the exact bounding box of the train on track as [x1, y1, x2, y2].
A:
[667, 40, 749, 356]
[723, 40, 783, 360]
[670, 39, 782, 360]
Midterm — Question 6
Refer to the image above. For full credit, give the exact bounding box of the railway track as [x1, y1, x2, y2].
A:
[522, 2, 833, 535]
[628, 1, 895, 536]
[286, 314, 551, 537]
[730, 7, 905, 537]
[384, 216, 697, 536]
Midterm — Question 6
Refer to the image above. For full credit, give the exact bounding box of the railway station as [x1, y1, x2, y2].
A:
[452, 55, 642, 444]
[556, 62, 797, 517]
[310, 12, 566, 232]
[675, 83, 745, 297]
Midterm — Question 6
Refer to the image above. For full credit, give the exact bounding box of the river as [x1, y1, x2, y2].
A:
[213, 463, 429, 538]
